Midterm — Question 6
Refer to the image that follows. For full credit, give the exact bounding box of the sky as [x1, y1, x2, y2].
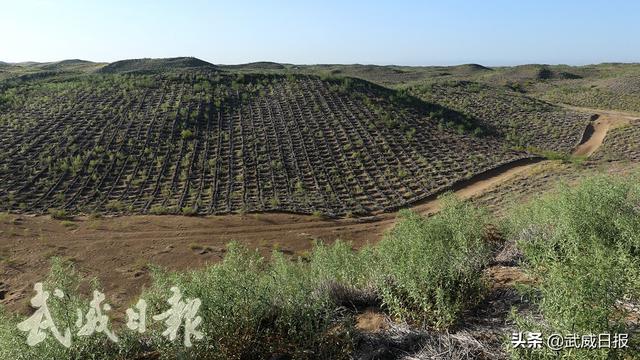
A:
[1, 0, 638, 66]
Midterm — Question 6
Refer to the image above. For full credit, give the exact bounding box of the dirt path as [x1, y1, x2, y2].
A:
[1, 107, 635, 313]
[560, 105, 638, 157]
[573, 112, 635, 156]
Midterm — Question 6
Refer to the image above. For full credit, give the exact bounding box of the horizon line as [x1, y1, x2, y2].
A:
[2, 57, 639, 68]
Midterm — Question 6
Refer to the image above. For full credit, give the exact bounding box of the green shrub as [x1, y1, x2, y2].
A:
[48, 208, 69, 220]
[537, 149, 586, 164]
[505, 174, 640, 359]
[374, 195, 493, 329]
[105, 200, 125, 212]
[397, 168, 409, 179]
[180, 129, 193, 140]
[149, 205, 172, 215]
[88, 212, 102, 219]
[309, 240, 374, 289]
[60, 220, 76, 228]
[142, 243, 354, 359]
[0, 90, 19, 110]
[269, 197, 280, 207]
[180, 206, 197, 216]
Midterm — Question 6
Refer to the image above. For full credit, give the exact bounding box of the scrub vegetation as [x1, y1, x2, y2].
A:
[1, 174, 638, 359]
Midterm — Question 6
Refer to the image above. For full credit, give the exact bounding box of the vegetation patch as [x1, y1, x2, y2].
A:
[0, 195, 494, 359]
[504, 174, 640, 359]
[0, 72, 531, 217]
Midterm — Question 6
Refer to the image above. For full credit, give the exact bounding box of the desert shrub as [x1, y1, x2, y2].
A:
[268, 197, 280, 207]
[105, 200, 125, 212]
[308, 241, 378, 309]
[0, 212, 11, 222]
[142, 243, 354, 359]
[505, 174, 640, 359]
[48, 208, 69, 220]
[397, 168, 409, 179]
[309, 240, 374, 288]
[374, 195, 493, 329]
[149, 205, 172, 215]
[60, 220, 76, 228]
[534, 149, 586, 165]
[88, 212, 102, 219]
[180, 206, 197, 216]
[180, 129, 193, 140]
[0, 90, 18, 110]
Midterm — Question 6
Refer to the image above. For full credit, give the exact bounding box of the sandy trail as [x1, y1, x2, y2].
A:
[573, 112, 634, 156]
[562, 105, 638, 157]
[0, 107, 635, 313]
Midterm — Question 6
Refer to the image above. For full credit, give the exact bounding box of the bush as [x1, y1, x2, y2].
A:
[149, 205, 172, 215]
[309, 240, 374, 290]
[105, 200, 125, 212]
[180, 206, 197, 216]
[48, 208, 69, 220]
[142, 244, 354, 359]
[374, 195, 493, 329]
[0, 91, 17, 110]
[180, 129, 193, 140]
[504, 174, 640, 359]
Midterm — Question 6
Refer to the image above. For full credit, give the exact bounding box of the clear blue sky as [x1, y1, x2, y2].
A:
[2, 0, 638, 66]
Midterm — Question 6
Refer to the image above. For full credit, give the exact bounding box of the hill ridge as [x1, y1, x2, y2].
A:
[97, 56, 216, 74]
